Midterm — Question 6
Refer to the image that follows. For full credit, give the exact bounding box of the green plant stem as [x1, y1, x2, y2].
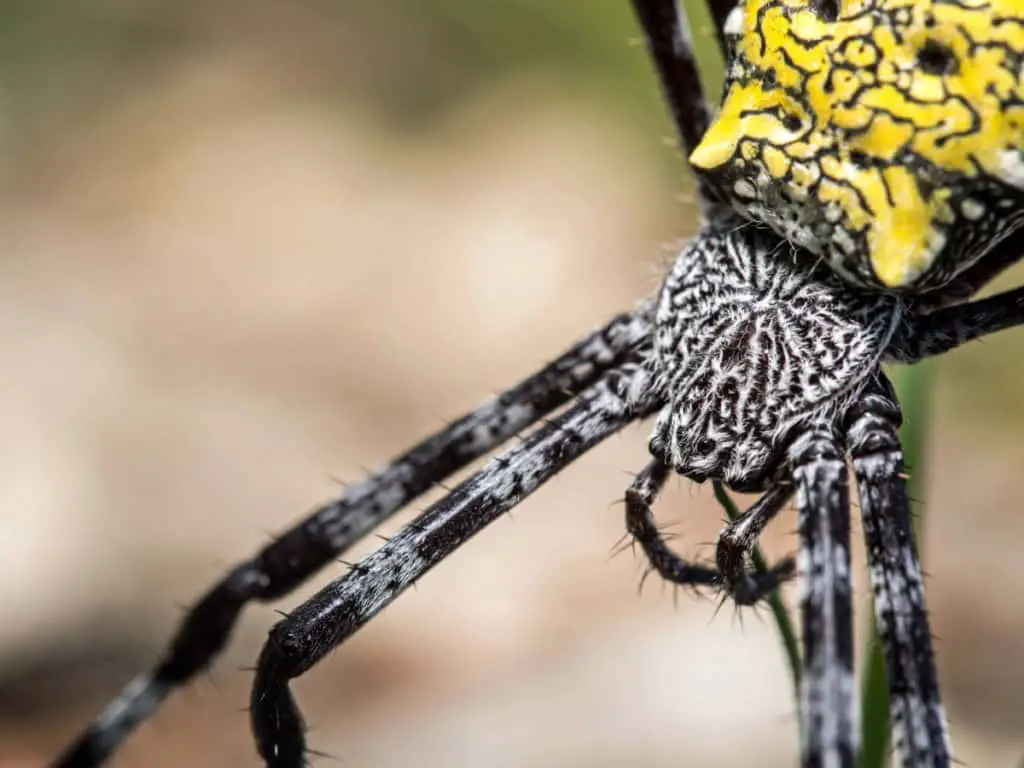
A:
[712, 481, 802, 699]
[859, 364, 933, 768]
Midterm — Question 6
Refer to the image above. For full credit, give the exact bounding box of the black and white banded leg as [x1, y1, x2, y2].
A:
[847, 381, 951, 768]
[791, 428, 856, 768]
[53, 306, 652, 768]
[250, 364, 659, 767]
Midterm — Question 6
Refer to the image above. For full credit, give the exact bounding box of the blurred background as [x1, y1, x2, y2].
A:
[1, 2, 1022, 766]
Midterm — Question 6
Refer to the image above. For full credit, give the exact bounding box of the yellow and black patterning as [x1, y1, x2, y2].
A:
[691, 0, 1024, 289]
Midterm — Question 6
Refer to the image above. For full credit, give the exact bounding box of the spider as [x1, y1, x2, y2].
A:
[54, 1, 1024, 766]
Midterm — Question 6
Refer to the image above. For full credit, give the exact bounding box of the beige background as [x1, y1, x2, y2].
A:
[0, 3, 1022, 766]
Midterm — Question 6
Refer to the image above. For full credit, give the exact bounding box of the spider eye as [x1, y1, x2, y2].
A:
[811, 0, 839, 22]
[695, 438, 716, 455]
[917, 40, 958, 76]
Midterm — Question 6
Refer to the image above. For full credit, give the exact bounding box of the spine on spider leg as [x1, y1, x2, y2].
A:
[249, 367, 657, 765]
[790, 428, 857, 768]
[51, 304, 653, 768]
[847, 391, 951, 768]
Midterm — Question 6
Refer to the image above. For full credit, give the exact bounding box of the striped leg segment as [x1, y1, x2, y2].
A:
[846, 382, 951, 768]
[52, 307, 652, 768]
[791, 428, 857, 768]
[250, 366, 657, 767]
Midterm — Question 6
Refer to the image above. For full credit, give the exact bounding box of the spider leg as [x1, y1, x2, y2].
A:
[889, 285, 1024, 362]
[790, 427, 856, 768]
[910, 231, 1024, 311]
[845, 378, 951, 767]
[714, 483, 796, 604]
[629, 0, 724, 208]
[250, 365, 658, 768]
[52, 307, 652, 768]
[625, 460, 794, 602]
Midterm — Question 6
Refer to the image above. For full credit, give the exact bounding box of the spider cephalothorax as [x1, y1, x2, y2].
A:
[691, 0, 1024, 289]
[649, 224, 898, 488]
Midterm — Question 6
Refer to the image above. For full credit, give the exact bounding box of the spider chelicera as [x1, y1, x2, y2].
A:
[55, 1, 1024, 767]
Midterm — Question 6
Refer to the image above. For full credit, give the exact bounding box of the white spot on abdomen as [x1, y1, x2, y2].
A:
[998, 149, 1024, 190]
[725, 5, 745, 36]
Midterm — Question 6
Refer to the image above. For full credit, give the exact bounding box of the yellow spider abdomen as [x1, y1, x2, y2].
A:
[692, 0, 1024, 289]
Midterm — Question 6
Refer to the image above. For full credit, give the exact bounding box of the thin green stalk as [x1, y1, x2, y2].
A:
[859, 364, 933, 768]
[712, 481, 802, 698]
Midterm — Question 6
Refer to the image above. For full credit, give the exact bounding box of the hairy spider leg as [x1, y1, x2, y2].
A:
[624, 458, 794, 602]
[861, 281, 1024, 767]
[911, 233, 1024, 312]
[891, 287, 1024, 363]
[250, 362, 659, 767]
[714, 483, 794, 603]
[791, 426, 856, 768]
[630, 0, 723, 209]
[846, 380, 951, 768]
[52, 307, 653, 768]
